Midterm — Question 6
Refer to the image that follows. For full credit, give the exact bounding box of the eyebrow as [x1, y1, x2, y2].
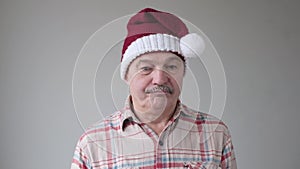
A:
[135, 59, 155, 69]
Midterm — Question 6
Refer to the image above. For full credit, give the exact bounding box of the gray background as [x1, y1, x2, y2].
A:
[1, 0, 299, 168]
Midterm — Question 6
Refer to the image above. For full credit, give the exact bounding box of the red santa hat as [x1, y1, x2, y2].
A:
[121, 8, 205, 80]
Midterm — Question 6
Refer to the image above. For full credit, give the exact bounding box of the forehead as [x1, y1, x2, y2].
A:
[131, 52, 183, 66]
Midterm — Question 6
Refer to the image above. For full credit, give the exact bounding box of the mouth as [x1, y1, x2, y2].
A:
[145, 85, 173, 94]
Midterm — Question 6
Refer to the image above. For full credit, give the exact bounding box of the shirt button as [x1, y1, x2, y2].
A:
[159, 140, 163, 146]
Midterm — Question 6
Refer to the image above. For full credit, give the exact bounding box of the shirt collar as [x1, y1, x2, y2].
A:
[119, 96, 141, 131]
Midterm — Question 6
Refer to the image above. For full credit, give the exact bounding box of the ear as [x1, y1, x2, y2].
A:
[124, 73, 131, 85]
[124, 77, 130, 85]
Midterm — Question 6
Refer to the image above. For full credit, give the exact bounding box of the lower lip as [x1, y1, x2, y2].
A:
[150, 91, 170, 95]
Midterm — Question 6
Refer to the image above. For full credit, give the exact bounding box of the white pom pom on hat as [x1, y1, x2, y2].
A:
[180, 33, 205, 59]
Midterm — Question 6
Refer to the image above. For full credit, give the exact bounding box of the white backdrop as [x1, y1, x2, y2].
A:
[1, 0, 299, 168]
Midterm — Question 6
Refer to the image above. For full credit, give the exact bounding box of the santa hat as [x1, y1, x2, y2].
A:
[121, 8, 205, 80]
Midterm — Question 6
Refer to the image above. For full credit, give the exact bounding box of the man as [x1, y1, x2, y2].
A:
[71, 8, 237, 169]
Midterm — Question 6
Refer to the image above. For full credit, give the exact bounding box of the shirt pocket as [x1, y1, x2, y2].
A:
[183, 161, 221, 169]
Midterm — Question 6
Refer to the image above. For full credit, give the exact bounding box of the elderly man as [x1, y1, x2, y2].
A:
[71, 8, 237, 169]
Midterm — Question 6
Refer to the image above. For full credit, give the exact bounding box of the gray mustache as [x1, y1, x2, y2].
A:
[145, 85, 173, 94]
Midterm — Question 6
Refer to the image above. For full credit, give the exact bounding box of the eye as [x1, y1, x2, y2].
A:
[140, 66, 153, 74]
[166, 65, 177, 70]
[165, 65, 178, 72]
[141, 67, 152, 71]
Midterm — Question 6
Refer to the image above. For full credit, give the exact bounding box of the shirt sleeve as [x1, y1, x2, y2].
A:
[71, 143, 92, 169]
[220, 130, 237, 169]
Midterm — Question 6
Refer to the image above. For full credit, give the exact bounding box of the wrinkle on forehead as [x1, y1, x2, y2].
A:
[135, 54, 183, 68]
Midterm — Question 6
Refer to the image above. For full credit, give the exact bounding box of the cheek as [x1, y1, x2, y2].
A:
[130, 77, 149, 93]
[171, 74, 184, 89]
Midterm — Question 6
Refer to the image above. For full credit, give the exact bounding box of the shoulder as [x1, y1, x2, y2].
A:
[76, 110, 123, 147]
[180, 104, 230, 136]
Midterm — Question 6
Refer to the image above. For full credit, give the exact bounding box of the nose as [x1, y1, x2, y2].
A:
[152, 69, 169, 85]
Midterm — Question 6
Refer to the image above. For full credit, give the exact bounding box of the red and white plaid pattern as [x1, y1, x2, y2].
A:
[71, 97, 237, 169]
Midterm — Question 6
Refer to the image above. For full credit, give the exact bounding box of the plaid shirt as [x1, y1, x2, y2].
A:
[71, 97, 237, 169]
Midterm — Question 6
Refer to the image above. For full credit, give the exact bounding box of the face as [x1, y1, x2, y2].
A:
[125, 51, 185, 119]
